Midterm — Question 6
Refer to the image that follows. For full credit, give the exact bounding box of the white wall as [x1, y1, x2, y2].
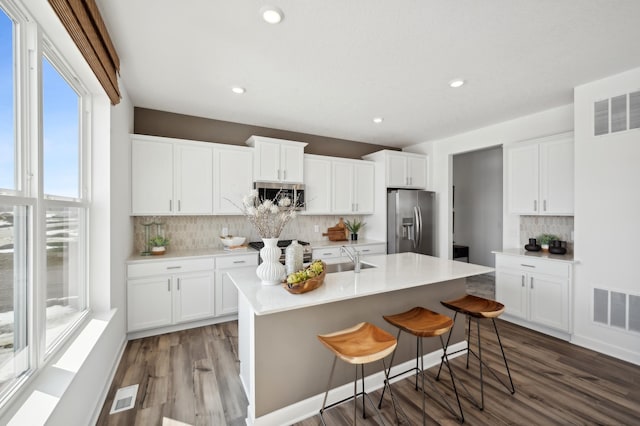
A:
[572, 67, 640, 364]
[452, 146, 503, 267]
[405, 104, 574, 258]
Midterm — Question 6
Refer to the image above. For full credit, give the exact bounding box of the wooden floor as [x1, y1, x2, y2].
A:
[97, 319, 640, 426]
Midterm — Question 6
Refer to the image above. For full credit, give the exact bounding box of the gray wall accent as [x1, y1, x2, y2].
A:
[452, 146, 503, 267]
[134, 108, 398, 159]
[252, 279, 465, 416]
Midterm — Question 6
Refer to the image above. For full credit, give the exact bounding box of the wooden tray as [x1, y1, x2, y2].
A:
[282, 262, 327, 294]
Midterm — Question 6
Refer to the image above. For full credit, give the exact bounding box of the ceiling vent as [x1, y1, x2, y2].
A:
[593, 90, 640, 136]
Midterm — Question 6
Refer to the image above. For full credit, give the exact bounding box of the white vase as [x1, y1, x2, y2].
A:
[256, 238, 285, 285]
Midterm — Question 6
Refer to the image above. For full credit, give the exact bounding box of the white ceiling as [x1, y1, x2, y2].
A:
[97, 0, 640, 148]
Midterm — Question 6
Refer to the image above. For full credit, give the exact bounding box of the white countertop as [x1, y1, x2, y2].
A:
[307, 239, 385, 249]
[127, 247, 258, 263]
[229, 252, 493, 316]
[493, 248, 576, 263]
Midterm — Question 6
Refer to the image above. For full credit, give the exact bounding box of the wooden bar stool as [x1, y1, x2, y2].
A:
[437, 294, 516, 410]
[378, 307, 464, 425]
[317, 322, 397, 425]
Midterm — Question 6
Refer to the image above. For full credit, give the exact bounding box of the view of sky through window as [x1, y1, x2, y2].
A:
[0, 10, 14, 190]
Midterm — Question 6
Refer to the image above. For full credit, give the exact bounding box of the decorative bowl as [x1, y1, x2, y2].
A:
[220, 236, 246, 247]
[282, 262, 326, 294]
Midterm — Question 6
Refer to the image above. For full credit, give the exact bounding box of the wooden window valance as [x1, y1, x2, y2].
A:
[48, 0, 121, 104]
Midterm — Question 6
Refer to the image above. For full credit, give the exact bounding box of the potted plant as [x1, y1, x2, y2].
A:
[537, 233, 559, 252]
[344, 219, 365, 241]
[149, 235, 169, 255]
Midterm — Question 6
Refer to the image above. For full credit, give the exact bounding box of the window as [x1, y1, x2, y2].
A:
[0, 0, 90, 404]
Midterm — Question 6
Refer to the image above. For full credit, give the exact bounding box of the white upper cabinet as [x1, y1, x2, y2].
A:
[362, 150, 428, 189]
[331, 159, 375, 214]
[246, 136, 307, 183]
[506, 133, 574, 215]
[131, 135, 213, 215]
[213, 145, 253, 214]
[303, 155, 332, 214]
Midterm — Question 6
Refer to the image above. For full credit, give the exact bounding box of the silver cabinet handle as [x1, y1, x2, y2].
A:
[533, 200, 537, 211]
[361, 249, 370, 252]
[521, 275, 525, 287]
[167, 266, 182, 270]
[167, 279, 170, 291]
[283, 169, 287, 180]
[543, 200, 547, 211]
[233, 260, 246, 264]
[177, 278, 181, 290]
[530, 277, 534, 289]
[169, 199, 172, 211]
[178, 200, 181, 211]
[323, 252, 333, 256]
[277, 169, 281, 180]
[520, 264, 535, 268]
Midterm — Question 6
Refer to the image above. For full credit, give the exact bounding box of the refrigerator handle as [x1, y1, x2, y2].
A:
[414, 206, 422, 249]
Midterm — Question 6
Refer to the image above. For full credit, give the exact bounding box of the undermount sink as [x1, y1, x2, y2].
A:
[325, 262, 376, 273]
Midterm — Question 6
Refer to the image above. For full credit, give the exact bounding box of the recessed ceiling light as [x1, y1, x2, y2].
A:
[260, 6, 284, 24]
[232, 87, 245, 94]
[373, 117, 384, 124]
[449, 79, 465, 88]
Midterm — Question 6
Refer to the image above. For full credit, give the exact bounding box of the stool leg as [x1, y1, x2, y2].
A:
[378, 329, 402, 408]
[320, 356, 338, 425]
[476, 318, 484, 410]
[361, 364, 366, 419]
[466, 315, 472, 369]
[492, 318, 516, 394]
[436, 311, 458, 380]
[420, 337, 426, 426]
[440, 334, 465, 423]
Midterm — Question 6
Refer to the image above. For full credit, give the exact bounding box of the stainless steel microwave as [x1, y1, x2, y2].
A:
[254, 182, 305, 210]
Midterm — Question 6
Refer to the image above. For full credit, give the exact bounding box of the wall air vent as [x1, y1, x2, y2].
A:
[593, 288, 640, 334]
[594, 90, 640, 136]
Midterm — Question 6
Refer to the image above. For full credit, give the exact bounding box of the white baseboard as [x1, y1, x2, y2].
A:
[246, 341, 467, 426]
[127, 314, 238, 340]
[501, 314, 571, 341]
[571, 334, 640, 366]
[89, 337, 127, 425]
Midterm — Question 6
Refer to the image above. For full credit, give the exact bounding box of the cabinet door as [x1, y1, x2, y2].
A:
[332, 161, 354, 213]
[214, 147, 253, 214]
[127, 277, 172, 331]
[387, 154, 407, 187]
[495, 269, 527, 320]
[539, 138, 574, 215]
[507, 144, 539, 214]
[215, 270, 239, 316]
[281, 144, 304, 183]
[175, 144, 213, 214]
[254, 140, 280, 181]
[131, 139, 174, 215]
[353, 162, 374, 213]
[407, 156, 427, 188]
[304, 156, 332, 213]
[174, 272, 215, 323]
[528, 273, 570, 332]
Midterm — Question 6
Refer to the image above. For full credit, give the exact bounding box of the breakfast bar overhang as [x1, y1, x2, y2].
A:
[230, 252, 494, 425]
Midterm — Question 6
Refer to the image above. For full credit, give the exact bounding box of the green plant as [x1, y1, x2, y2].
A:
[537, 234, 559, 245]
[344, 219, 365, 234]
[149, 235, 169, 247]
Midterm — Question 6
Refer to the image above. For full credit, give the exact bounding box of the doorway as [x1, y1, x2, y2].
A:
[452, 146, 503, 267]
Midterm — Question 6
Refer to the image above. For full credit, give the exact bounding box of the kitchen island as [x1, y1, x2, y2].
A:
[230, 252, 493, 425]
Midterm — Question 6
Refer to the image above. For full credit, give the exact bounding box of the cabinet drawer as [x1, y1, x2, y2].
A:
[357, 244, 386, 255]
[313, 247, 342, 260]
[496, 255, 570, 278]
[216, 253, 258, 269]
[128, 257, 214, 278]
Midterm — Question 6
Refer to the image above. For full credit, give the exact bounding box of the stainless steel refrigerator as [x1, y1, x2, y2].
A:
[387, 189, 435, 255]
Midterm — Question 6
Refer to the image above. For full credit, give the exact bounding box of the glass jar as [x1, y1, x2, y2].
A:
[285, 240, 303, 275]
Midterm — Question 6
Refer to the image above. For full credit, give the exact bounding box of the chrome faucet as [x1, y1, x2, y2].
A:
[340, 246, 361, 273]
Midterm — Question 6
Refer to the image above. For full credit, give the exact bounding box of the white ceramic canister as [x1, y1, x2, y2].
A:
[285, 240, 303, 275]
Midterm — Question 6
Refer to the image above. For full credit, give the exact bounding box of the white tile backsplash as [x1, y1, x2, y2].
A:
[133, 215, 367, 252]
[520, 215, 574, 251]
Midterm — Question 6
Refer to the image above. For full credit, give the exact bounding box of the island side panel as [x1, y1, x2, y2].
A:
[253, 278, 466, 417]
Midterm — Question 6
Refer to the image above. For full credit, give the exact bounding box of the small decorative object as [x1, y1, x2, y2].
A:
[537, 234, 560, 252]
[220, 236, 247, 248]
[232, 189, 298, 285]
[322, 218, 349, 241]
[285, 240, 303, 275]
[524, 238, 541, 252]
[548, 239, 567, 255]
[283, 260, 326, 294]
[149, 235, 169, 255]
[344, 219, 365, 241]
[140, 218, 164, 256]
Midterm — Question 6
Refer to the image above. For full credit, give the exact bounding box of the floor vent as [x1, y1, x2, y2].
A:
[593, 288, 640, 334]
[109, 384, 139, 414]
[594, 90, 640, 136]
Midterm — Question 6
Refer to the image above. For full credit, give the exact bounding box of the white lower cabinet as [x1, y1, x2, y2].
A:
[215, 253, 258, 316]
[312, 243, 386, 264]
[495, 253, 572, 334]
[127, 257, 216, 333]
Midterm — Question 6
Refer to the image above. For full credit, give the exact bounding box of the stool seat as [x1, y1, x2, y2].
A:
[383, 307, 453, 337]
[318, 322, 397, 365]
[441, 294, 505, 318]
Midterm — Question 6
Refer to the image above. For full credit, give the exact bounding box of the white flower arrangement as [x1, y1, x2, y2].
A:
[236, 189, 298, 238]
